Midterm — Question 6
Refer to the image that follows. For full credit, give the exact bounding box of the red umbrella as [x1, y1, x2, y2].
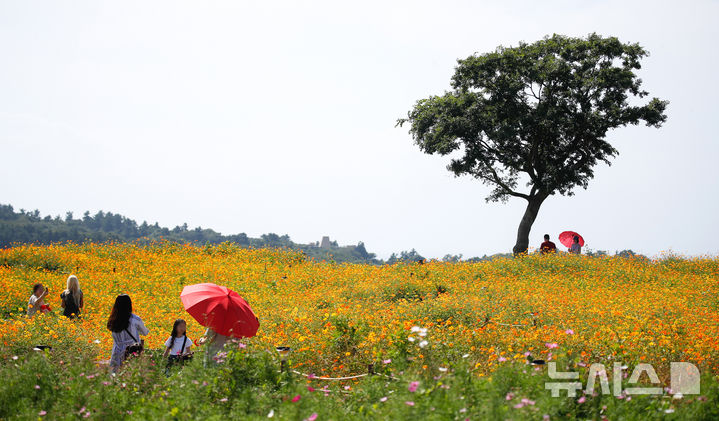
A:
[180, 283, 259, 338]
[559, 231, 585, 248]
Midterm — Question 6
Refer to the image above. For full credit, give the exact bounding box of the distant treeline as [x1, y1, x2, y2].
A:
[0, 204, 641, 263]
[0, 204, 379, 264]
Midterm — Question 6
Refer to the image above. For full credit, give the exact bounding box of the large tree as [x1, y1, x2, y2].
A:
[398, 34, 668, 254]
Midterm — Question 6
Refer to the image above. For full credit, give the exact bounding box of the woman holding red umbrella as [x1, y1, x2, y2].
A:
[181, 283, 260, 366]
[559, 231, 584, 255]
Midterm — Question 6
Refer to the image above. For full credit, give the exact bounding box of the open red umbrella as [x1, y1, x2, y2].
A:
[559, 231, 585, 248]
[180, 283, 259, 338]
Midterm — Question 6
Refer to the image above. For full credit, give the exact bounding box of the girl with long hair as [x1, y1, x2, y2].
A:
[60, 275, 84, 319]
[163, 319, 192, 359]
[107, 294, 149, 371]
[163, 319, 193, 373]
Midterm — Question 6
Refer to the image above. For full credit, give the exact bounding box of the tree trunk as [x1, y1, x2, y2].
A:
[512, 194, 548, 255]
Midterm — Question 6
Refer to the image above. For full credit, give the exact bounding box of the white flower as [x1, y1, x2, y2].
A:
[267, 409, 275, 418]
[411, 326, 421, 333]
[408, 336, 415, 342]
[438, 367, 448, 372]
[462, 354, 470, 358]
[419, 340, 428, 348]
[673, 393, 683, 400]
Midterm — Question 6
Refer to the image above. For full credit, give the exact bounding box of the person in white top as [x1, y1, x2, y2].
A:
[27, 283, 49, 317]
[163, 319, 192, 359]
[106, 294, 149, 371]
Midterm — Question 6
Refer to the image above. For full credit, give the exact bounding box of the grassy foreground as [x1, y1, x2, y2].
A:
[1, 243, 718, 419]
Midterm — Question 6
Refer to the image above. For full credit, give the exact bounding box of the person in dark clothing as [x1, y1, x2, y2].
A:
[540, 234, 557, 254]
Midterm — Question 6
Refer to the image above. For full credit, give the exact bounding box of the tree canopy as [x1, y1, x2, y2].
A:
[398, 33, 668, 253]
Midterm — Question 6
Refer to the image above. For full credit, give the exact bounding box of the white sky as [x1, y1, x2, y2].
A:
[1, 0, 718, 259]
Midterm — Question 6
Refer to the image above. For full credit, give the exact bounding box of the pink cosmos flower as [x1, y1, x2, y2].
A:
[292, 395, 301, 402]
[545, 343, 558, 349]
[35, 385, 40, 390]
[577, 396, 586, 403]
[307, 386, 315, 392]
[380, 397, 388, 402]
[405, 401, 415, 406]
[220, 398, 228, 402]
[514, 403, 525, 409]
[498, 356, 507, 362]
[383, 359, 392, 364]
[306, 413, 318, 421]
[565, 329, 574, 335]
[39, 410, 47, 416]
[505, 392, 515, 401]
[408, 381, 419, 392]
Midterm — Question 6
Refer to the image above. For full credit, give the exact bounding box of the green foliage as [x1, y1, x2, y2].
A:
[386, 249, 425, 264]
[1, 348, 716, 420]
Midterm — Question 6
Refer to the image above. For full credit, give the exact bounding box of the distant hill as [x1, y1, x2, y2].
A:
[0, 204, 379, 264]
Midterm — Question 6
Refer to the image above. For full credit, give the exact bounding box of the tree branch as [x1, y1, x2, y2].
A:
[477, 158, 529, 200]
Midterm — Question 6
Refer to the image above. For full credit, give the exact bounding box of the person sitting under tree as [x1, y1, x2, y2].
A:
[540, 234, 557, 255]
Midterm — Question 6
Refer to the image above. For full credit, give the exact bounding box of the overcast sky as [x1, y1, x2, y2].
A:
[1, 0, 717, 259]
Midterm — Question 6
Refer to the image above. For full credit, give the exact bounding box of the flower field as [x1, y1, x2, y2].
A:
[1, 242, 718, 419]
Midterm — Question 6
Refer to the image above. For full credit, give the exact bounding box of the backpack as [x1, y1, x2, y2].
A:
[61, 291, 80, 318]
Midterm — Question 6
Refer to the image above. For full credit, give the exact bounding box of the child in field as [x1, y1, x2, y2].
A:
[163, 319, 193, 362]
[28, 283, 50, 317]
